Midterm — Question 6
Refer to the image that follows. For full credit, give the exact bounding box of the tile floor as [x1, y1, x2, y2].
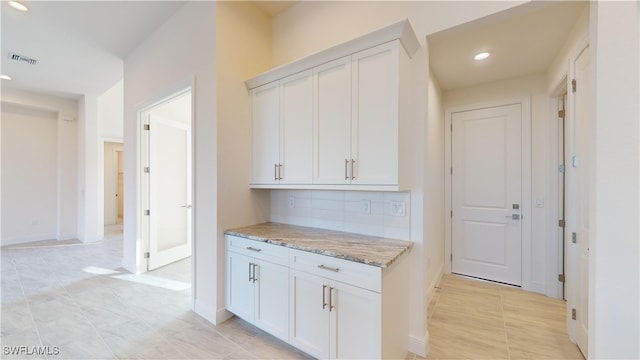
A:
[2, 225, 583, 360]
[418, 274, 585, 360]
[1, 225, 309, 359]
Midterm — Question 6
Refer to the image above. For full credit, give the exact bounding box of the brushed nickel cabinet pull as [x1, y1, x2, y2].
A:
[318, 264, 340, 272]
[322, 284, 328, 309]
[252, 263, 257, 283]
[246, 247, 263, 252]
[351, 159, 356, 180]
[248, 262, 253, 282]
[278, 164, 283, 180]
[274, 164, 278, 181]
[329, 287, 335, 311]
[345, 159, 349, 180]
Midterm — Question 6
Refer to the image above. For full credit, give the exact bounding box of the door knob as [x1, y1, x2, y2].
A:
[181, 205, 192, 208]
[505, 214, 520, 220]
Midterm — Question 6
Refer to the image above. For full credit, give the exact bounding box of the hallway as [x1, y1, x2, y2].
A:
[0, 225, 308, 359]
[423, 274, 584, 360]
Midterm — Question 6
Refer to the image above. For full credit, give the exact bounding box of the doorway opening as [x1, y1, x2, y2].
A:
[137, 87, 193, 288]
[104, 142, 124, 226]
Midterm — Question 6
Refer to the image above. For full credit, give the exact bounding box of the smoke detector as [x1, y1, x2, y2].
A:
[8, 52, 37, 65]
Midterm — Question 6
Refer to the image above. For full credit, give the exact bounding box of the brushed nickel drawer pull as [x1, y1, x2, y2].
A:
[246, 247, 263, 252]
[318, 264, 340, 272]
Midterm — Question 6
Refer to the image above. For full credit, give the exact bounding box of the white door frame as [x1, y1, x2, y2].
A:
[444, 97, 532, 291]
[134, 78, 195, 307]
[547, 80, 568, 301]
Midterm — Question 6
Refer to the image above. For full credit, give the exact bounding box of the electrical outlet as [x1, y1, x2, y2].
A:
[362, 199, 371, 214]
[288, 196, 295, 208]
[390, 201, 406, 217]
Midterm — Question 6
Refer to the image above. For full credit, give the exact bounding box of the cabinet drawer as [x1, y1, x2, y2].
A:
[289, 249, 381, 292]
[226, 235, 289, 266]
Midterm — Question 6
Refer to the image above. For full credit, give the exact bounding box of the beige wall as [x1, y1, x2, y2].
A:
[123, 1, 218, 321]
[271, 1, 525, 66]
[215, 0, 273, 321]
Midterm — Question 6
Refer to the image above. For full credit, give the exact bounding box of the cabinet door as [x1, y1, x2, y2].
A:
[351, 41, 399, 185]
[226, 251, 254, 322]
[254, 260, 289, 342]
[289, 270, 330, 359]
[251, 81, 280, 184]
[313, 57, 352, 185]
[280, 71, 313, 184]
[330, 280, 382, 360]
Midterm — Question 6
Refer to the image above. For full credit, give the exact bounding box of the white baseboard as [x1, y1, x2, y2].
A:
[194, 300, 218, 324]
[426, 265, 444, 305]
[1, 233, 57, 246]
[216, 307, 233, 324]
[529, 281, 546, 295]
[56, 233, 77, 241]
[408, 332, 428, 358]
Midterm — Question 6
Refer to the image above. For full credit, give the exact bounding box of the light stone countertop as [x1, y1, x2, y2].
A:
[224, 222, 412, 268]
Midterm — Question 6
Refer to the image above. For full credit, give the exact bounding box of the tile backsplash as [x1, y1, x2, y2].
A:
[270, 190, 411, 241]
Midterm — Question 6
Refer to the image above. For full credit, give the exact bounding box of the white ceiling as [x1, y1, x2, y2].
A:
[428, 1, 587, 91]
[1, 1, 185, 98]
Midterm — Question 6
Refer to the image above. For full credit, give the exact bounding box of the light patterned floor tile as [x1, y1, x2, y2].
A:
[426, 274, 583, 360]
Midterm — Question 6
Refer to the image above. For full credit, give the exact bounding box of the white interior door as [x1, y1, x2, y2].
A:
[451, 103, 523, 286]
[148, 115, 192, 270]
[573, 46, 590, 358]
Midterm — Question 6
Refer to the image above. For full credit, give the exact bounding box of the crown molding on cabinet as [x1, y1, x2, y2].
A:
[245, 19, 420, 90]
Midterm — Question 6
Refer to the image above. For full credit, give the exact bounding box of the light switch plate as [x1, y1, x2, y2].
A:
[288, 196, 295, 208]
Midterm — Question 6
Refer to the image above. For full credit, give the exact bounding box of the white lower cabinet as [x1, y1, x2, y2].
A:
[289, 269, 381, 360]
[226, 235, 409, 359]
[226, 237, 289, 342]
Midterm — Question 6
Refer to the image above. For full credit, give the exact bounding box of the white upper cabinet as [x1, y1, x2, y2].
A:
[246, 19, 419, 191]
[351, 41, 401, 186]
[280, 70, 313, 184]
[251, 81, 280, 185]
[251, 71, 313, 185]
[313, 57, 352, 185]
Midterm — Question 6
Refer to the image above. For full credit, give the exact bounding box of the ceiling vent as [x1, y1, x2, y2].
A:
[8, 52, 37, 65]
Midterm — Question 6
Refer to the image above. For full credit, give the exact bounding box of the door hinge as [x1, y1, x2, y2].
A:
[450, 123, 453, 132]
[144, 166, 150, 173]
[559, 219, 566, 228]
[450, 210, 453, 218]
[572, 232, 577, 244]
[144, 124, 150, 131]
[572, 79, 577, 93]
[558, 274, 565, 283]
[558, 109, 565, 118]
[450, 167, 453, 175]
[450, 253, 453, 261]
[572, 308, 577, 320]
[144, 252, 150, 259]
[559, 164, 565, 173]
[144, 209, 150, 216]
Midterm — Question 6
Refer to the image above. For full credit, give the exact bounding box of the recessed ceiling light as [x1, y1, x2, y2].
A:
[474, 52, 491, 61]
[0, 75, 12, 80]
[9, 1, 29, 12]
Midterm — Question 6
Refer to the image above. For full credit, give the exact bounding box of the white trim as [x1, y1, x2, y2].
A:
[408, 332, 428, 358]
[193, 299, 219, 324]
[1, 234, 58, 246]
[444, 97, 533, 291]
